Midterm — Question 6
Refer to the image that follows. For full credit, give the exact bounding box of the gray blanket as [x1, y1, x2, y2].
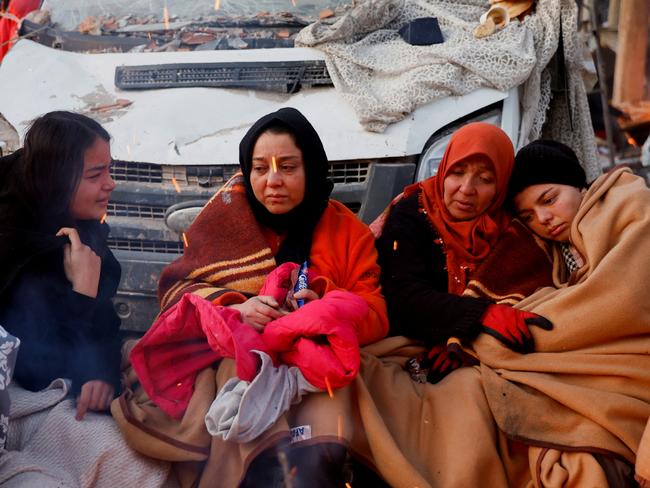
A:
[205, 350, 319, 443]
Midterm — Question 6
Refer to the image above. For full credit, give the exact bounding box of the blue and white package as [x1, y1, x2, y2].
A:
[293, 261, 309, 308]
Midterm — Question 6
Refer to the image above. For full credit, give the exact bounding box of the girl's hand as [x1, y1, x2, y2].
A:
[75, 380, 114, 420]
[56, 227, 101, 298]
[230, 295, 285, 331]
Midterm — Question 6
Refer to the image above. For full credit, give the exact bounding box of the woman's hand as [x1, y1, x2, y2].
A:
[286, 288, 319, 311]
[56, 227, 101, 298]
[231, 296, 285, 331]
[75, 380, 114, 420]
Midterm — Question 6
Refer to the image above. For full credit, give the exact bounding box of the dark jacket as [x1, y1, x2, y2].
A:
[0, 220, 122, 396]
[376, 192, 489, 346]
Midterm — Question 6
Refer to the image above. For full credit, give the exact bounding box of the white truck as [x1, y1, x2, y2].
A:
[0, 0, 586, 331]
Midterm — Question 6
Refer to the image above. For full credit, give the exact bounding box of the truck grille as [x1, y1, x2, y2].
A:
[328, 161, 369, 184]
[111, 160, 163, 183]
[107, 238, 183, 254]
[115, 60, 333, 94]
[112, 161, 370, 186]
[107, 203, 167, 219]
[163, 165, 239, 189]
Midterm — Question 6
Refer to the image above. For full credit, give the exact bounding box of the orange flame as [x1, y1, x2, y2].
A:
[172, 176, 181, 193]
[100, 213, 107, 224]
[182, 232, 189, 247]
[627, 136, 638, 147]
[163, 6, 170, 29]
[325, 376, 333, 399]
[214, 0, 221, 11]
[393, 240, 398, 251]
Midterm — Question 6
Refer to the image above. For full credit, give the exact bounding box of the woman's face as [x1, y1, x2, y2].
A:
[250, 131, 306, 215]
[69, 137, 115, 221]
[443, 158, 497, 221]
[513, 183, 583, 242]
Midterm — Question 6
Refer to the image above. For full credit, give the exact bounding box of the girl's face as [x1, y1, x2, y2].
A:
[69, 137, 115, 221]
[443, 158, 497, 221]
[250, 131, 306, 215]
[513, 183, 584, 242]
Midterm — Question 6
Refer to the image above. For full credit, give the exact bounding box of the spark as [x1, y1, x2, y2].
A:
[393, 240, 398, 251]
[627, 136, 638, 147]
[214, 0, 220, 11]
[325, 376, 333, 399]
[163, 6, 170, 29]
[346, 484, 352, 488]
[100, 213, 107, 224]
[182, 232, 189, 247]
[291, 0, 296, 6]
[172, 176, 181, 193]
[272, 155, 278, 173]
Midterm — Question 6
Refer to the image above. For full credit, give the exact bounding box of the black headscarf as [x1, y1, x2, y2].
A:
[238, 107, 334, 265]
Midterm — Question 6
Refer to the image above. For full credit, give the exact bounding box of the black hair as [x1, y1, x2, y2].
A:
[11, 111, 110, 228]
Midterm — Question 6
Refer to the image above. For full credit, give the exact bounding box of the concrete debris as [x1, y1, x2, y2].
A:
[78, 16, 101, 35]
[180, 31, 218, 45]
[24, 9, 51, 25]
[319, 9, 335, 20]
[227, 37, 248, 49]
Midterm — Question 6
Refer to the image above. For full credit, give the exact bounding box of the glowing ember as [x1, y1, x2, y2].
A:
[627, 136, 638, 147]
[272, 156, 278, 173]
[214, 0, 221, 11]
[345, 483, 352, 488]
[325, 376, 333, 398]
[100, 213, 107, 224]
[163, 6, 170, 29]
[393, 240, 398, 251]
[172, 176, 181, 193]
[182, 232, 189, 247]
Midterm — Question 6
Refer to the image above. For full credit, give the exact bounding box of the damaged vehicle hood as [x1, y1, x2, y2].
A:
[0, 39, 509, 164]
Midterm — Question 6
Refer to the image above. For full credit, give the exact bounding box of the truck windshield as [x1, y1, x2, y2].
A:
[42, 0, 347, 30]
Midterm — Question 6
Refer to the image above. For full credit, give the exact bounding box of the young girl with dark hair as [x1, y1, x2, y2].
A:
[0, 110, 121, 420]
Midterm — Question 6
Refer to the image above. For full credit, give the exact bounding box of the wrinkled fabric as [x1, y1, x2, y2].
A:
[3, 380, 172, 488]
[129, 294, 268, 420]
[205, 350, 318, 442]
[295, 0, 599, 180]
[131, 265, 368, 420]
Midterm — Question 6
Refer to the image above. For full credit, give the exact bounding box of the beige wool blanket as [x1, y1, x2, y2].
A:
[114, 169, 648, 487]
[352, 167, 650, 486]
[1, 379, 173, 488]
[476, 168, 650, 462]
